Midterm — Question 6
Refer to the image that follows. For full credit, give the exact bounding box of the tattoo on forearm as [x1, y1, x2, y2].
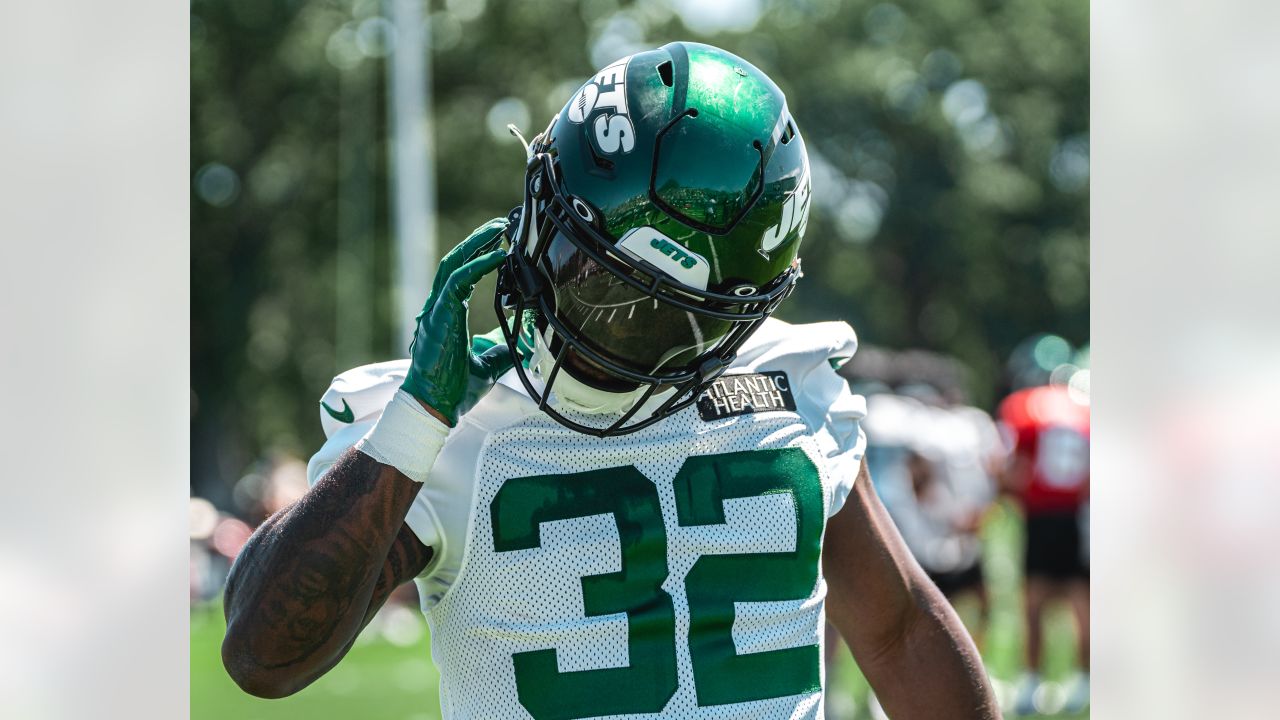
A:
[363, 524, 433, 628]
[224, 449, 428, 673]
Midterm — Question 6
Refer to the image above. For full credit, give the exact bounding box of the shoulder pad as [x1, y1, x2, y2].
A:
[732, 318, 858, 375]
[318, 360, 410, 439]
[725, 318, 864, 436]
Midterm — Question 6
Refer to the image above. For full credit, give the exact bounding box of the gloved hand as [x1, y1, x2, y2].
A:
[401, 218, 514, 425]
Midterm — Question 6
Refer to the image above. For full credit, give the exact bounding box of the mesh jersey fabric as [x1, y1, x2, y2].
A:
[306, 318, 868, 719]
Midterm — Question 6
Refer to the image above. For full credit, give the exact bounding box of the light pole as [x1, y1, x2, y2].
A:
[385, 0, 435, 356]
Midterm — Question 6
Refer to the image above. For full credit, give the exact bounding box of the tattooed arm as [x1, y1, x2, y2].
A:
[220, 220, 512, 698]
[220, 447, 433, 698]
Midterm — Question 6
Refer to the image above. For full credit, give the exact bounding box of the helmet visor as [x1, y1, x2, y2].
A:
[541, 228, 737, 376]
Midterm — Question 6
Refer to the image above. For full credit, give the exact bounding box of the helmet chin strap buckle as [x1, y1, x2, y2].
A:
[514, 254, 545, 299]
[698, 355, 730, 383]
[496, 264, 518, 310]
[496, 251, 545, 310]
[504, 206, 522, 239]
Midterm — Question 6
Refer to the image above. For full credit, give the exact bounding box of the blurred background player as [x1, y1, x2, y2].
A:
[1000, 334, 1091, 716]
[852, 352, 1002, 642]
[909, 364, 1005, 651]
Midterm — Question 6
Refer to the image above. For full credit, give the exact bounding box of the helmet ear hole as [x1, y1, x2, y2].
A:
[656, 60, 674, 87]
[780, 118, 797, 145]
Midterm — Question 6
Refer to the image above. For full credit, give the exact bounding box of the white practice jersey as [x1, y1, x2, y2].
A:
[860, 393, 925, 518]
[862, 395, 1003, 574]
[307, 319, 868, 720]
[924, 405, 1004, 514]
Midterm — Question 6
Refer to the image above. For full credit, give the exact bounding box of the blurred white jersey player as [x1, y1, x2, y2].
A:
[306, 319, 868, 719]
[863, 389, 1002, 644]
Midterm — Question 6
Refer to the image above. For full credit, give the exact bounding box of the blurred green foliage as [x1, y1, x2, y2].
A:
[192, 0, 1087, 500]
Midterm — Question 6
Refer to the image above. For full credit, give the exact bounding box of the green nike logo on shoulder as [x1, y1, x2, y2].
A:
[322, 399, 354, 423]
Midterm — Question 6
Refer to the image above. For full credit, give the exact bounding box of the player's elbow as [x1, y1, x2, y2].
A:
[226, 668, 296, 700]
[844, 574, 942, 673]
[862, 592, 926, 670]
[221, 626, 306, 699]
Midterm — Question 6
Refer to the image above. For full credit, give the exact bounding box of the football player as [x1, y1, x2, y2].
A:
[221, 42, 997, 719]
[999, 337, 1091, 715]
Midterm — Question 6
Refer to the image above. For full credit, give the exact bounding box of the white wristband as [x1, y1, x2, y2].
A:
[355, 389, 450, 483]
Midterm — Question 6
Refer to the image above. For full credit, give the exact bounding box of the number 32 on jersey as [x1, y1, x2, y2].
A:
[490, 448, 824, 719]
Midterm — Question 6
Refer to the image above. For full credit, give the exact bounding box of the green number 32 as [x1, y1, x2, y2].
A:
[490, 448, 824, 719]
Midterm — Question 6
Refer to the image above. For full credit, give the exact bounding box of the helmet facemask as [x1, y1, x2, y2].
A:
[495, 151, 798, 437]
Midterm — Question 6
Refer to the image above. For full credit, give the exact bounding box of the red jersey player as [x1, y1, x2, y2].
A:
[999, 377, 1090, 715]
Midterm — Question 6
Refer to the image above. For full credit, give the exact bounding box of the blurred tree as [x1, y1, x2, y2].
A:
[192, 0, 1087, 500]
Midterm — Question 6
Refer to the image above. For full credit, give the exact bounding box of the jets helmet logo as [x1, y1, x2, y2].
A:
[760, 166, 811, 257]
[617, 226, 710, 290]
[566, 55, 635, 154]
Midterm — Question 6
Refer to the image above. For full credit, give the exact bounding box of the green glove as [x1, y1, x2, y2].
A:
[401, 218, 514, 425]
[454, 329, 517, 420]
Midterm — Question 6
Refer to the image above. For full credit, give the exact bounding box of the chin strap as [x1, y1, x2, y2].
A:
[528, 327, 671, 416]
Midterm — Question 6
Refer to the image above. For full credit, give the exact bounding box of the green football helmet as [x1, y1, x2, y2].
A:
[495, 41, 812, 436]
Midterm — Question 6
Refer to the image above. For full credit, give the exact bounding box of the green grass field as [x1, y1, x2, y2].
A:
[192, 500, 1086, 719]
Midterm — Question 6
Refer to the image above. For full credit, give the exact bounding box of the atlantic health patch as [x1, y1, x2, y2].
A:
[697, 371, 796, 421]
